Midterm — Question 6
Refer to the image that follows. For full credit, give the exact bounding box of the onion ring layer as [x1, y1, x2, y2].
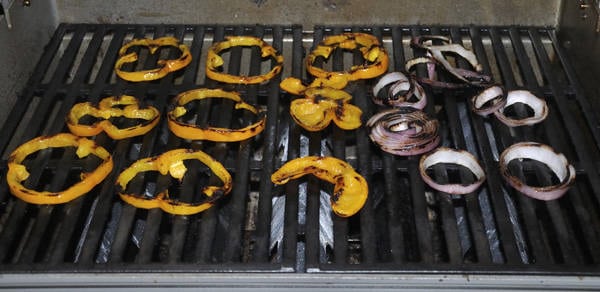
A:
[499, 142, 575, 200]
[372, 71, 427, 109]
[470, 85, 507, 116]
[419, 147, 486, 195]
[206, 36, 283, 84]
[494, 90, 548, 127]
[6, 133, 113, 204]
[367, 108, 440, 156]
[167, 88, 266, 142]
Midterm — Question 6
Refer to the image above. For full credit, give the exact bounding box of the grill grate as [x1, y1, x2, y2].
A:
[0, 24, 600, 274]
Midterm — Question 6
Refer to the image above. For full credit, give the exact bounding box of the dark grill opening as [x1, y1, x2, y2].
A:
[0, 23, 599, 275]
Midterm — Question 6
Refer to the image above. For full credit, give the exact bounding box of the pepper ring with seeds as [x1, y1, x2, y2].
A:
[206, 36, 284, 84]
[6, 133, 113, 205]
[167, 88, 266, 142]
[117, 149, 232, 215]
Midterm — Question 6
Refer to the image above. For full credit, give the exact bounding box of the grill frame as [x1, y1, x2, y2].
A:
[0, 23, 599, 275]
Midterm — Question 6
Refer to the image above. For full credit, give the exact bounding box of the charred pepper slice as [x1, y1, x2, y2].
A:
[116, 149, 232, 215]
[206, 36, 284, 84]
[167, 88, 266, 142]
[115, 36, 192, 82]
[6, 133, 113, 204]
[66, 95, 160, 140]
[306, 32, 389, 83]
[271, 156, 368, 217]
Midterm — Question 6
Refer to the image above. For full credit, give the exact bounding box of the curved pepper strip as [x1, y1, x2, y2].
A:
[117, 149, 232, 215]
[115, 36, 192, 82]
[206, 36, 284, 84]
[6, 133, 113, 205]
[280, 77, 362, 132]
[306, 32, 389, 83]
[168, 88, 266, 142]
[66, 95, 160, 140]
[271, 156, 368, 217]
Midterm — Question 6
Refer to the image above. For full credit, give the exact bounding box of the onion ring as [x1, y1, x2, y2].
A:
[206, 36, 283, 84]
[372, 72, 427, 109]
[499, 142, 575, 200]
[366, 107, 440, 156]
[419, 147, 486, 195]
[470, 85, 507, 116]
[167, 88, 266, 142]
[494, 90, 548, 127]
[406, 36, 491, 88]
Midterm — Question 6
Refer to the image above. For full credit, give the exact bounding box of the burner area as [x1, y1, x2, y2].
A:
[0, 24, 599, 275]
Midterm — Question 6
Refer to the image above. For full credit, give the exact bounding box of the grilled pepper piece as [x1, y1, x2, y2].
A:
[6, 133, 113, 204]
[271, 156, 368, 217]
[66, 95, 160, 140]
[117, 149, 232, 215]
[115, 36, 192, 82]
[306, 32, 389, 82]
[167, 88, 266, 142]
[281, 77, 362, 131]
[206, 36, 284, 84]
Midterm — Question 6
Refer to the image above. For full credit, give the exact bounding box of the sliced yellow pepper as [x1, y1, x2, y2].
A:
[6, 133, 113, 204]
[117, 149, 232, 216]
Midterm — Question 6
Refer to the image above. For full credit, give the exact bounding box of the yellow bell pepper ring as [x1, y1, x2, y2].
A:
[306, 32, 389, 82]
[167, 88, 266, 142]
[114, 36, 192, 82]
[206, 36, 284, 84]
[66, 95, 160, 140]
[116, 149, 232, 215]
[6, 133, 113, 205]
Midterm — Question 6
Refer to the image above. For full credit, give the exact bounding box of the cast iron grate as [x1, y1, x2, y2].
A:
[0, 23, 599, 274]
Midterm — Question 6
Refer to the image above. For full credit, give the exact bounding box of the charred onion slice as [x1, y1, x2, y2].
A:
[306, 32, 389, 82]
[494, 90, 548, 127]
[67, 95, 160, 140]
[367, 108, 440, 156]
[115, 36, 192, 82]
[419, 147, 486, 195]
[290, 87, 362, 131]
[470, 85, 507, 116]
[499, 142, 575, 200]
[372, 72, 427, 109]
[206, 36, 284, 84]
[6, 133, 113, 205]
[406, 36, 491, 88]
[271, 156, 368, 217]
[117, 149, 232, 215]
[167, 88, 266, 142]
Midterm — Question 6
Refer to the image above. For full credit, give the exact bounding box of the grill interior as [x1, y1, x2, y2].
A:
[0, 23, 600, 274]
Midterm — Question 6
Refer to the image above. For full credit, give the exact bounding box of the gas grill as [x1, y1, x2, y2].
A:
[1, 1, 600, 290]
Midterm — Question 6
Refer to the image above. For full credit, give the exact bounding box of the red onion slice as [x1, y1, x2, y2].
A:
[494, 90, 548, 127]
[471, 85, 507, 116]
[372, 72, 427, 109]
[419, 147, 486, 195]
[367, 108, 440, 156]
[499, 142, 575, 200]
